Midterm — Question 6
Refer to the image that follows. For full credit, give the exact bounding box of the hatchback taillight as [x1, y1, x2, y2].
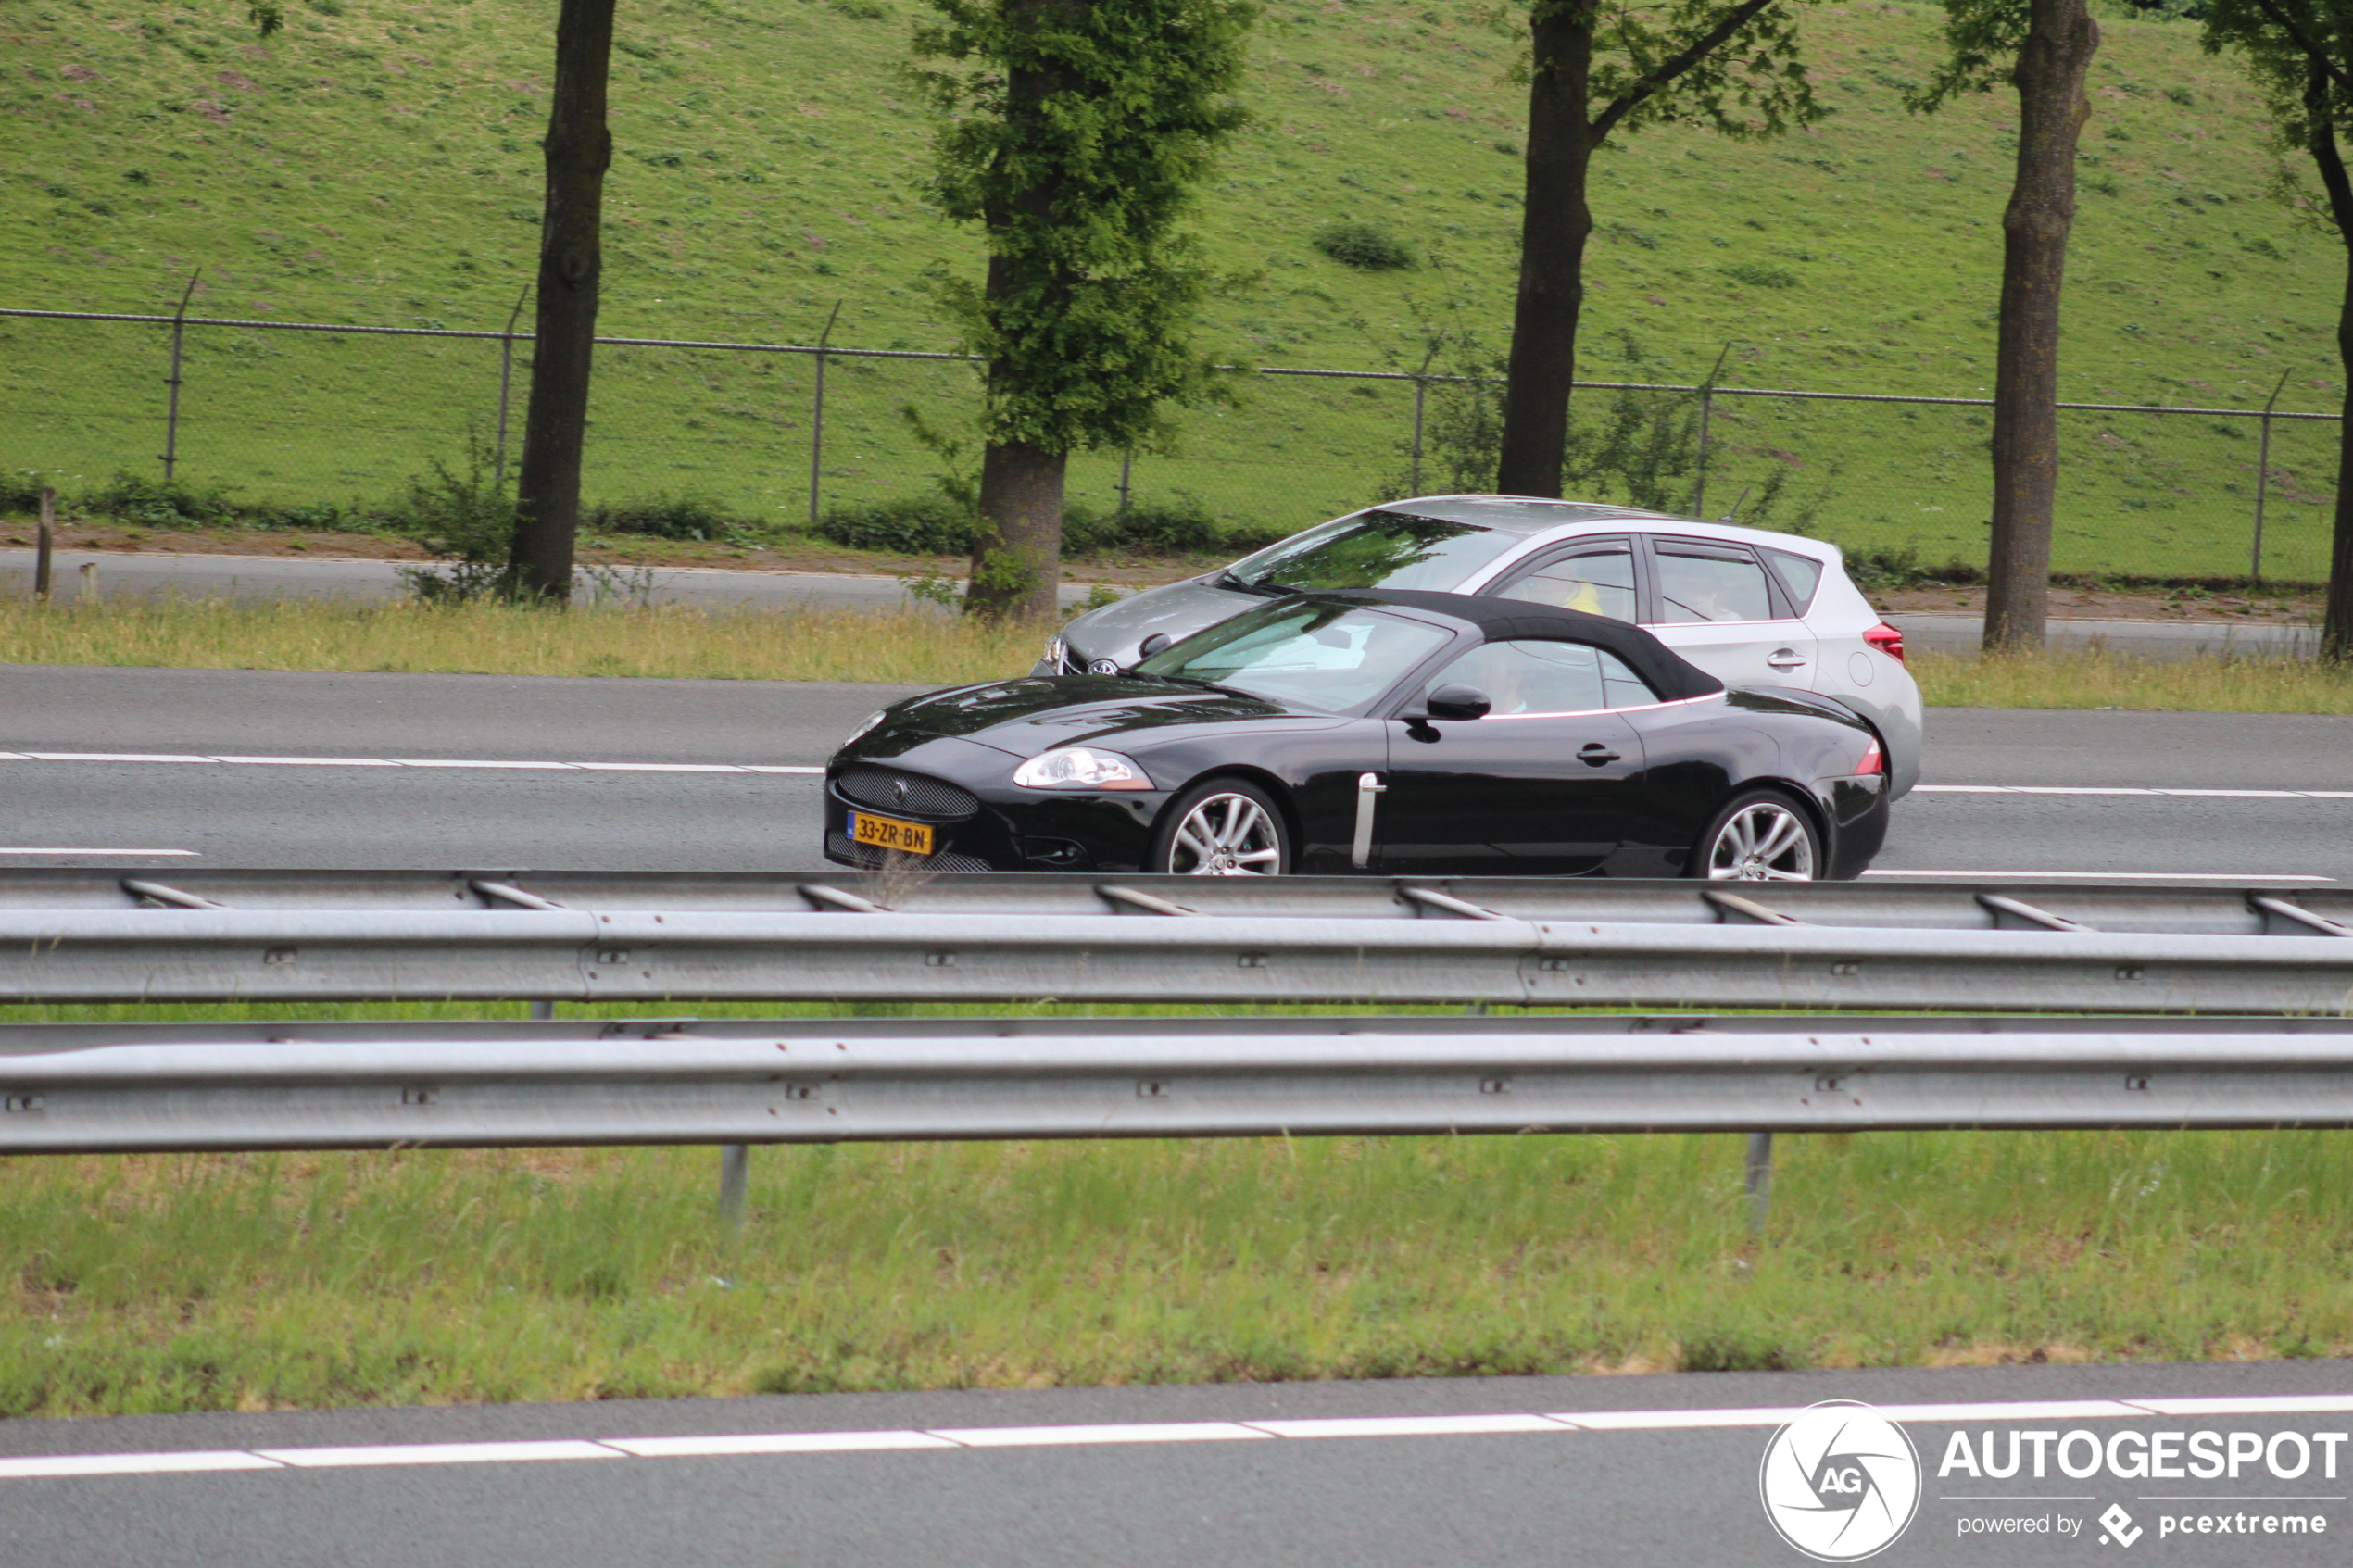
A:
[1865, 622, 1906, 664]
[1856, 737, 1884, 775]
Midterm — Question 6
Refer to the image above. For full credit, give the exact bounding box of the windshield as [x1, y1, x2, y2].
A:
[1227, 509, 1522, 593]
[1135, 602, 1453, 714]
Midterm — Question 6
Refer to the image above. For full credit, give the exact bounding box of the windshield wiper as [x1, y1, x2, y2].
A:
[1214, 571, 1285, 596]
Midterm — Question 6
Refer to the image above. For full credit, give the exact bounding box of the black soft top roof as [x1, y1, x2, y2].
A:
[1312, 588, 1727, 703]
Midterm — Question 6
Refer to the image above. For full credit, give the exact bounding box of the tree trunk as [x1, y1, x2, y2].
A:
[967, 439, 1067, 624]
[1981, 0, 2098, 653]
[510, 0, 616, 606]
[1496, 4, 1597, 500]
[2309, 77, 2353, 663]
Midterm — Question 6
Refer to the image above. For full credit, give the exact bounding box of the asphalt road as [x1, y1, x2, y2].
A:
[0, 548, 2316, 658]
[4, 1361, 2348, 1566]
[3, 664, 2348, 878]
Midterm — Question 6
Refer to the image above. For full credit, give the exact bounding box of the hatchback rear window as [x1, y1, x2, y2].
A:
[1653, 542, 1776, 623]
[1225, 510, 1523, 594]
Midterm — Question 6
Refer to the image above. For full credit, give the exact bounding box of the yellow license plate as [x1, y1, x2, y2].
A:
[850, 811, 934, 856]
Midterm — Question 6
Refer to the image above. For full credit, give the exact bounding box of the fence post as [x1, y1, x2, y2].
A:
[807, 299, 842, 531]
[2252, 367, 2292, 581]
[1691, 342, 1733, 518]
[493, 285, 530, 490]
[1410, 378, 1428, 495]
[1743, 1130, 1773, 1235]
[34, 487, 54, 603]
[1117, 449, 1134, 516]
[159, 270, 200, 482]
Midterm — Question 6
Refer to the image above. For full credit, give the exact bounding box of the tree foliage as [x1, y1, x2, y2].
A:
[1523, 0, 1823, 145]
[911, 0, 1254, 458]
[1904, 0, 2032, 112]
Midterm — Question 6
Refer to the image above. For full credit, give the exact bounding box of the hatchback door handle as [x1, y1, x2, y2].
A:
[1768, 648, 1806, 669]
[1578, 743, 1621, 767]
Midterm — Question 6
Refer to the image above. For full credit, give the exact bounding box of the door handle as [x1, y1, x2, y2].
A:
[1578, 743, 1621, 767]
[1767, 648, 1806, 669]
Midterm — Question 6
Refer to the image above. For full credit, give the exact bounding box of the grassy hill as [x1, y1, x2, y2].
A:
[3, 0, 2345, 580]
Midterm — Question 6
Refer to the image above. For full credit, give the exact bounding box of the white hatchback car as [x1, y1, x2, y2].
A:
[1039, 495, 1924, 797]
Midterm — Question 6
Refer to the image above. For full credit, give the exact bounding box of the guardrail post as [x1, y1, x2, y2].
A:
[718, 1143, 749, 1226]
[77, 559, 97, 604]
[159, 270, 200, 482]
[529, 999, 554, 1021]
[1743, 1131, 1773, 1235]
[34, 487, 55, 602]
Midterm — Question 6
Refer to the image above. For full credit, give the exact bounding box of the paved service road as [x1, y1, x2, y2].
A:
[2, 663, 2348, 878]
[4, 1361, 2349, 1566]
[0, 549, 1105, 613]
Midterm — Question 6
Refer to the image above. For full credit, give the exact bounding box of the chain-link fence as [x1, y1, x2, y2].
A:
[2, 302, 2338, 582]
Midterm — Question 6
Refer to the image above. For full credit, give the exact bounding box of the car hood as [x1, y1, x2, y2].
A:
[847, 674, 1347, 760]
[1062, 576, 1267, 666]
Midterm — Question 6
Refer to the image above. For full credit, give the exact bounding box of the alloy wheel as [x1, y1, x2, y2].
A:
[1705, 800, 1817, 882]
[1167, 792, 1283, 875]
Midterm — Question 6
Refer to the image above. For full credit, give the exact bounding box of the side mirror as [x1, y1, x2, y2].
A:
[1423, 684, 1491, 721]
[1137, 633, 1173, 659]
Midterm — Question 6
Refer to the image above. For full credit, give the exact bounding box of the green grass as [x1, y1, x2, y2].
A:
[5, 1115, 2349, 1414]
[2, 0, 2346, 578]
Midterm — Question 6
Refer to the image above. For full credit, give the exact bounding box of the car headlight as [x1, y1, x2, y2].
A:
[840, 709, 887, 747]
[1044, 636, 1067, 670]
[1012, 746, 1154, 791]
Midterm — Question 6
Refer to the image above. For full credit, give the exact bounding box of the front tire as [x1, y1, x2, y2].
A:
[1151, 778, 1290, 876]
[1695, 790, 1819, 882]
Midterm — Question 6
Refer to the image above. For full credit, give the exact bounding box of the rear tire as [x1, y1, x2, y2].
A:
[1693, 789, 1819, 882]
[1151, 778, 1290, 876]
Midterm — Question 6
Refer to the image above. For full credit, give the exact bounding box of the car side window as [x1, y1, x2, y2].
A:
[1761, 547, 1824, 615]
[1493, 542, 1638, 621]
[1423, 639, 1624, 714]
[1597, 649, 1658, 709]
[1651, 541, 1778, 623]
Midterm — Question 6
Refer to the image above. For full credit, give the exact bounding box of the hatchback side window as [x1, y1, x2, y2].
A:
[1423, 639, 1611, 714]
[1761, 547, 1824, 614]
[1651, 541, 1777, 623]
[1492, 543, 1638, 621]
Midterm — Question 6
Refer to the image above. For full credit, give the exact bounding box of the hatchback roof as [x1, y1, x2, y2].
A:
[1371, 495, 1667, 533]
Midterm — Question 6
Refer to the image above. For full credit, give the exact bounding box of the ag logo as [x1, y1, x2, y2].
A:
[1758, 1400, 1921, 1561]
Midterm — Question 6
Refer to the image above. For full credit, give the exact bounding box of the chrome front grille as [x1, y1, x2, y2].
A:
[830, 831, 990, 873]
[836, 768, 979, 819]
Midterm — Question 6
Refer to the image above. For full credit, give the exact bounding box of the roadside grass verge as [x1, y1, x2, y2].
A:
[2, 1116, 2347, 1416]
[0, 597, 1036, 686]
[8, 597, 2353, 712]
[1910, 648, 2353, 714]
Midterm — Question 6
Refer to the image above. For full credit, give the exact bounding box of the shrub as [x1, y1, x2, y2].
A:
[585, 494, 746, 541]
[384, 436, 516, 602]
[813, 495, 972, 555]
[1063, 495, 1222, 557]
[83, 471, 246, 527]
[0, 468, 59, 513]
[1311, 220, 1415, 271]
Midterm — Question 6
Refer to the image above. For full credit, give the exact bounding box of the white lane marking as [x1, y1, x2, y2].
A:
[7, 1392, 2353, 1480]
[1920, 784, 2353, 800]
[2129, 1395, 2353, 1416]
[1248, 1414, 1573, 1438]
[0, 1450, 284, 1478]
[1863, 870, 2333, 882]
[0, 848, 199, 857]
[606, 1431, 957, 1458]
[2, 750, 826, 775]
[927, 1422, 1272, 1448]
[255, 1440, 627, 1468]
[1558, 1406, 1812, 1430]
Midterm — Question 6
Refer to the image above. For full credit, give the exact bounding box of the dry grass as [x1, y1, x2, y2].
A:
[1913, 648, 2353, 714]
[0, 597, 1036, 686]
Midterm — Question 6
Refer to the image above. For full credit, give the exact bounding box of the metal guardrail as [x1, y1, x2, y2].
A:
[0, 872, 2347, 1012]
[3, 1015, 2352, 1155]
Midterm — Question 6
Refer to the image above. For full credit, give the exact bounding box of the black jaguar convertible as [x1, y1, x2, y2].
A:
[824, 590, 1889, 880]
